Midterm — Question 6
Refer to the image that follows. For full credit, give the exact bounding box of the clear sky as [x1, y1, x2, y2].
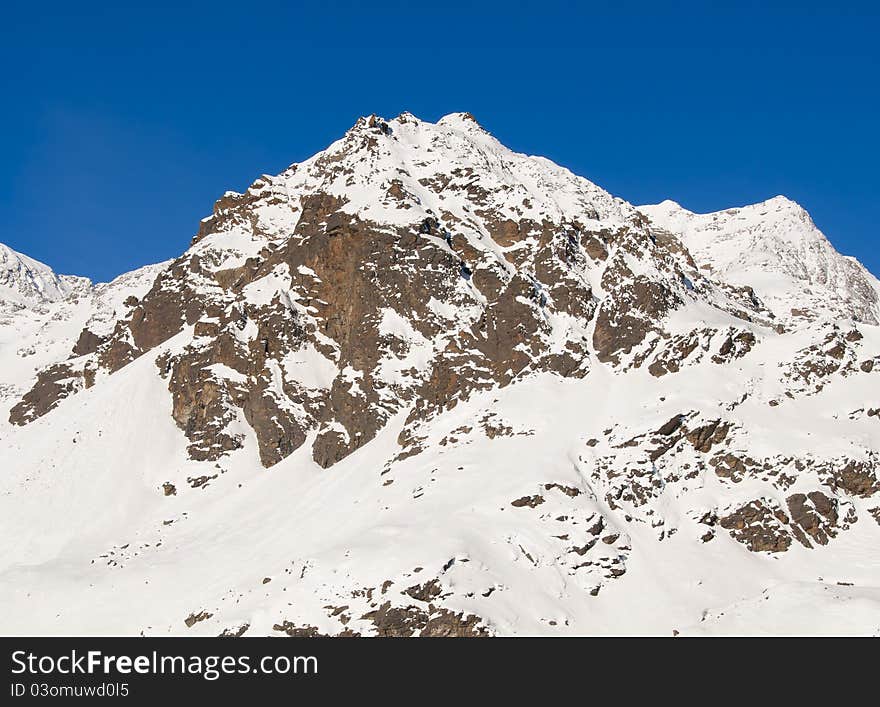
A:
[2, 1, 877, 282]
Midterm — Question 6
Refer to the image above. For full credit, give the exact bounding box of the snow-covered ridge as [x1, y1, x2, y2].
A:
[252, 111, 636, 241]
[638, 197, 880, 325]
[0, 242, 89, 306]
[211, 110, 877, 326]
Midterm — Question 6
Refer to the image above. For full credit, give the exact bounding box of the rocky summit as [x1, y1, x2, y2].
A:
[2, 112, 879, 636]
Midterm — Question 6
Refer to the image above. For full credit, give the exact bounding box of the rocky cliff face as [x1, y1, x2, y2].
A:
[1, 113, 879, 636]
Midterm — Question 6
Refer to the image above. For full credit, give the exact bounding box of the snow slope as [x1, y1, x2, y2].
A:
[2, 338, 879, 636]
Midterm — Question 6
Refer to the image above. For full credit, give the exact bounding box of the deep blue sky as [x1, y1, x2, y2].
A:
[2, 1, 878, 281]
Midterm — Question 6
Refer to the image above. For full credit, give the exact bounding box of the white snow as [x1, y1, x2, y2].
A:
[638, 197, 880, 326]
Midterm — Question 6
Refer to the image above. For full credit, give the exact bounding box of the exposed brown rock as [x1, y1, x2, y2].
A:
[72, 328, 105, 357]
[404, 579, 443, 602]
[218, 624, 249, 637]
[594, 272, 678, 365]
[361, 602, 488, 637]
[656, 414, 686, 437]
[719, 500, 792, 553]
[824, 460, 880, 497]
[544, 483, 581, 497]
[511, 495, 545, 508]
[711, 453, 756, 483]
[184, 610, 213, 628]
[712, 331, 757, 364]
[686, 420, 730, 453]
[786, 492, 839, 547]
[273, 622, 332, 637]
[8, 363, 83, 425]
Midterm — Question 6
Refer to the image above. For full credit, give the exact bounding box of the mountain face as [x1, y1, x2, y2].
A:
[2, 112, 879, 636]
[639, 197, 880, 326]
[0, 243, 88, 306]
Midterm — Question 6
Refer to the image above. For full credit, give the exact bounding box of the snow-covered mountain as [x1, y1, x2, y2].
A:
[639, 197, 880, 326]
[0, 242, 88, 306]
[1, 112, 879, 636]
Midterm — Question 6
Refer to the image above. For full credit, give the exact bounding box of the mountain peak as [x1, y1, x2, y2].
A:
[437, 111, 483, 129]
[0, 242, 82, 306]
[347, 111, 486, 137]
[762, 194, 799, 208]
[394, 110, 421, 124]
[642, 195, 806, 219]
[742, 195, 811, 223]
